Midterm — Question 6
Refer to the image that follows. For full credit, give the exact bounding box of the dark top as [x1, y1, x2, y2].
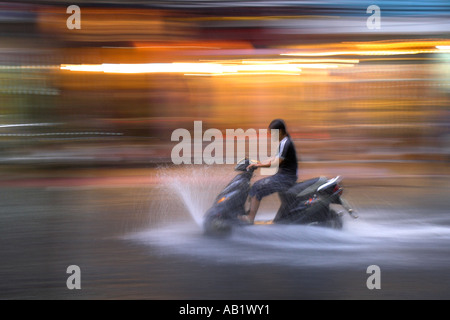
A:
[277, 136, 298, 177]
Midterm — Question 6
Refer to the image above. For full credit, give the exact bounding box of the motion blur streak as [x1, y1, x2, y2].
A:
[281, 40, 450, 56]
[60, 61, 361, 74]
[60, 62, 305, 75]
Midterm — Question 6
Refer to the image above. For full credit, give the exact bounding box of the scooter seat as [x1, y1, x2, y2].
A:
[280, 176, 328, 201]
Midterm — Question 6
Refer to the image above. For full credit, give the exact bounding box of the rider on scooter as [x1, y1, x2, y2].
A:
[238, 119, 299, 224]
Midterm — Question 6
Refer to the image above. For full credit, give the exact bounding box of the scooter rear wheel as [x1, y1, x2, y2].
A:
[322, 209, 343, 229]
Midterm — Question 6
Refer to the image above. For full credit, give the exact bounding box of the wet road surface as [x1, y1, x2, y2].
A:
[1, 164, 450, 300]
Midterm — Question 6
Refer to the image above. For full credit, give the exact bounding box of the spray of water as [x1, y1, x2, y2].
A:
[128, 165, 450, 270]
[152, 164, 231, 227]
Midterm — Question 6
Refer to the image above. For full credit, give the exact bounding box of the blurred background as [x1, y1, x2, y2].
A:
[1, 0, 450, 300]
[0, 0, 449, 166]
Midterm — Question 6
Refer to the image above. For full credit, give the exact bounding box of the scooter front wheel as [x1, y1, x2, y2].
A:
[203, 215, 232, 237]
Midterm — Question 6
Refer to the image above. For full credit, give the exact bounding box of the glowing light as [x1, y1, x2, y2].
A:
[281, 40, 450, 57]
[436, 45, 450, 52]
[242, 58, 359, 64]
[281, 49, 440, 57]
[60, 59, 363, 76]
[61, 62, 304, 75]
[61, 63, 225, 74]
[60, 64, 104, 72]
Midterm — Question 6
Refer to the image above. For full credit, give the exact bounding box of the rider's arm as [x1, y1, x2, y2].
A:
[248, 135, 288, 170]
[249, 156, 283, 169]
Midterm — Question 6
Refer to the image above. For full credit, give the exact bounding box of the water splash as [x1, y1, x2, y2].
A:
[129, 208, 450, 269]
[154, 164, 231, 226]
[129, 165, 450, 270]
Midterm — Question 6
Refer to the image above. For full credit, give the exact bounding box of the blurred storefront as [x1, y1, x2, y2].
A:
[0, 2, 449, 165]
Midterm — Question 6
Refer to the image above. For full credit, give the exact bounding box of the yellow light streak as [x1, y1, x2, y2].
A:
[281, 49, 440, 57]
[61, 62, 305, 75]
[60, 59, 360, 76]
[280, 39, 450, 57]
[242, 58, 359, 64]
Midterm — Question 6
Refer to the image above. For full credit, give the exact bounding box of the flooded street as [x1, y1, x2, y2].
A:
[1, 165, 450, 300]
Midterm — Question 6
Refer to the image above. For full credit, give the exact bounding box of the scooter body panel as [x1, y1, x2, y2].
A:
[203, 159, 354, 236]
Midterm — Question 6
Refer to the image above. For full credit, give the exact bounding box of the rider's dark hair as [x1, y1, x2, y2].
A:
[269, 119, 289, 136]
